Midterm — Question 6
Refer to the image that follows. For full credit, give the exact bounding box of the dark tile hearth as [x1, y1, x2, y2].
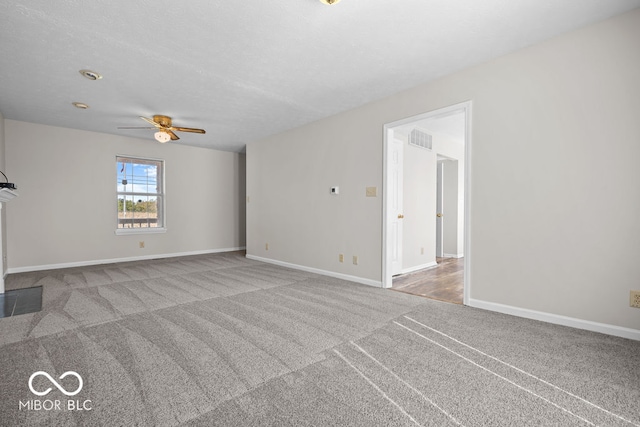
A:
[0, 286, 42, 318]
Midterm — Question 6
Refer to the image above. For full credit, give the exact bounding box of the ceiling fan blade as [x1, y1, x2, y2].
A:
[172, 126, 206, 134]
[140, 116, 162, 128]
[168, 130, 180, 141]
[117, 126, 157, 129]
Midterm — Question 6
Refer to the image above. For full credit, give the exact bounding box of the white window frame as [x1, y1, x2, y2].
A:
[115, 156, 166, 235]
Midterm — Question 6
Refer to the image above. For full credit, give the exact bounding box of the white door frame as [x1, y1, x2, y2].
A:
[382, 100, 472, 306]
[436, 160, 444, 258]
[389, 138, 404, 276]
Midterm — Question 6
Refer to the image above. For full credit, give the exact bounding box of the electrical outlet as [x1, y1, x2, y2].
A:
[339, 254, 344, 263]
[139, 241, 145, 249]
[353, 255, 358, 265]
[265, 243, 269, 251]
[421, 247, 424, 255]
[630, 290, 640, 308]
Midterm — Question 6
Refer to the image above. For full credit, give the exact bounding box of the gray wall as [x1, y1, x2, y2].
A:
[247, 9, 640, 333]
[5, 120, 246, 270]
[442, 159, 460, 257]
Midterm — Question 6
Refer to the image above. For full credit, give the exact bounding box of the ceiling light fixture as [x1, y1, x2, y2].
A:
[154, 131, 171, 143]
[319, 0, 341, 4]
[72, 102, 89, 109]
[79, 69, 103, 80]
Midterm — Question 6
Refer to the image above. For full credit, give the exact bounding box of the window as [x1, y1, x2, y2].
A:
[116, 156, 164, 232]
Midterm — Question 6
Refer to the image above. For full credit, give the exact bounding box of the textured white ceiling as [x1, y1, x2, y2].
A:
[1, 0, 638, 152]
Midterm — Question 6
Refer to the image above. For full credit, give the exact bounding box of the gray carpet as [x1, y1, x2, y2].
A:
[0, 252, 638, 426]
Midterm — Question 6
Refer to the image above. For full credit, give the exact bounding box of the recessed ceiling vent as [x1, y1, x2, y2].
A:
[409, 129, 433, 150]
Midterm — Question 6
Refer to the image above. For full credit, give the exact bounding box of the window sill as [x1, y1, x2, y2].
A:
[115, 228, 167, 236]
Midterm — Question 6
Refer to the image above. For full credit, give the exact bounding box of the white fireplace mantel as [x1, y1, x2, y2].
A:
[0, 188, 18, 203]
[0, 189, 17, 293]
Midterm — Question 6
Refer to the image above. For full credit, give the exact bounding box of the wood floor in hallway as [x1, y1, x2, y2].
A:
[391, 257, 464, 304]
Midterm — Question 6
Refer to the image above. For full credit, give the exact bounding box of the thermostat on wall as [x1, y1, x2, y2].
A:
[330, 186, 339, 195]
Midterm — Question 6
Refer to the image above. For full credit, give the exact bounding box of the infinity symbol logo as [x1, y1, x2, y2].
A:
[28, 371, 83, 397]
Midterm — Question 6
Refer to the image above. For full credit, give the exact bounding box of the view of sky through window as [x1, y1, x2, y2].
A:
[116, 157, 163, 229]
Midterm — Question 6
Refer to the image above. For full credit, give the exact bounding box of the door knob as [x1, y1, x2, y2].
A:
[436, 213, 443, 218]
[398, 214, 404, 219]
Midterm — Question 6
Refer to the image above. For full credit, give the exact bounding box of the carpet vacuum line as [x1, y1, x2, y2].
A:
[402, 316, 640, 427]
[394, 321, 596, 426]
[333, 349, 423, 427]
[348, 341, 464, 427]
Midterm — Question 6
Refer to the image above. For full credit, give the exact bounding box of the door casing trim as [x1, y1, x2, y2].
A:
[382, 101, 472, 307]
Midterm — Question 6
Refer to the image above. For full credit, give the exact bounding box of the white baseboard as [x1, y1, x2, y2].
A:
[443, 253, 464, 258]
[400, 261, 438, 275]
[469, 298, 640, 341]
[6, 247, 247, 274]
[246, 254, 383, 288]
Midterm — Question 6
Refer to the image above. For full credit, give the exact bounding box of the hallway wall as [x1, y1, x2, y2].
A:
[247, 10, 640, 336]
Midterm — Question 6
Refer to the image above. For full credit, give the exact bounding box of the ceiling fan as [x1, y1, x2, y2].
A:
[118, 115, 206, 143]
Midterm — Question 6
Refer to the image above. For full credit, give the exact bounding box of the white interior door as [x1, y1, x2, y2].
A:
[436, 161, 444, 258]
[390, 139, 404, 275]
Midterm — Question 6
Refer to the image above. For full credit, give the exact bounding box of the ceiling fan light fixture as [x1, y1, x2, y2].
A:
[119, 115, 204, 142]
[319, 0, 341, 4]
[154, 131, 171, 143]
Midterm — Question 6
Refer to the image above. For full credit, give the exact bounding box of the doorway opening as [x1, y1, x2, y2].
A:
[382, 101, 471, 305]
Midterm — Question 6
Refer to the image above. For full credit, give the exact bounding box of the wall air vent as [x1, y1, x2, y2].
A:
[409, 129, 433, 150]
